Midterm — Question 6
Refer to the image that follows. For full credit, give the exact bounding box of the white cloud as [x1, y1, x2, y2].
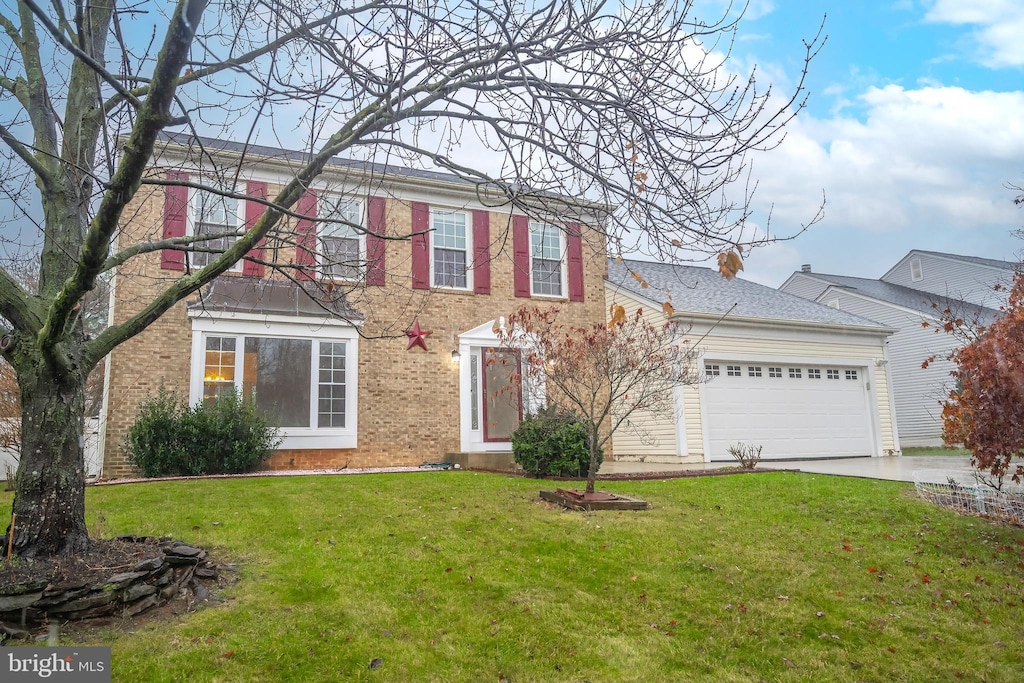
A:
[925, 0, 1024, 68]
[739, 84, 1024, 285]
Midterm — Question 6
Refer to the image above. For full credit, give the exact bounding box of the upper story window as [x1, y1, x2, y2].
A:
[431, 209, 470, 289]
[319, 196, 364, 280]
[190, 184, 242, 271]
[910, 256, 923, 282]
[530, 222, 564, 297]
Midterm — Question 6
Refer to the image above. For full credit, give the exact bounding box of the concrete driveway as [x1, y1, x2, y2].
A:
[600, 456, 973, 483]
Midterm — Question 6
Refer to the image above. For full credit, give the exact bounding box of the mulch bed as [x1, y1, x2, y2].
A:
[0, 538, 163, 595]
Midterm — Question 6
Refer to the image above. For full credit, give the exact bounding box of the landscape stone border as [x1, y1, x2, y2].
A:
[0, 535, 221, 636]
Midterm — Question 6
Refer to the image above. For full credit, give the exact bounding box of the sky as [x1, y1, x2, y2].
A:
[704, 0, 1024, 287]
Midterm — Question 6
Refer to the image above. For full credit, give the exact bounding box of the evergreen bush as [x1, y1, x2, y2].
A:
[511, 406, 600, 478]
[125, 386, 280, 477]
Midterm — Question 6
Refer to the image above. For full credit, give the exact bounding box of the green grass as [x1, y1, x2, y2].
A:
[2, 472, 1023, 682]
[903, 446, 971, 457]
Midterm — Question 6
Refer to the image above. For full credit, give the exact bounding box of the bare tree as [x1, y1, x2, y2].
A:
[497, 304, 699, 494]
[0, 0, 820, 556]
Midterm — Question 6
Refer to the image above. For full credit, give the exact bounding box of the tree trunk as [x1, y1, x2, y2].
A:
[585, 425, 600, 494]
[8, 359, 89, 558]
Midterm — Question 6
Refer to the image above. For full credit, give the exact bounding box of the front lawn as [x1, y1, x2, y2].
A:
[902, 446, 970, 457]
[2, 472, 1022, 682]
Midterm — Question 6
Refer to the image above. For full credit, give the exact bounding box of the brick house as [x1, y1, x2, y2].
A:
[98, 135, 608, 477]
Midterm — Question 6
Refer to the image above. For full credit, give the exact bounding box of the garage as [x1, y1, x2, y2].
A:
[606, 258, 899, 464]
[702, 361, 874, 460]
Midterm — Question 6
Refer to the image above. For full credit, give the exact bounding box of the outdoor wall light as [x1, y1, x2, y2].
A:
[451, 349, 461, 363]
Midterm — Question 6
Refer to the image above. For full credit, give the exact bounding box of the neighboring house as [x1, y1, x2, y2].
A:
[98, 135, 608, 477]
[779, 250, 1015, 447]
[606, 259, 899, 463]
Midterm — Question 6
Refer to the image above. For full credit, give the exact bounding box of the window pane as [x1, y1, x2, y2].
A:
[320, 197, 362, 238]
[203, 336, 236, 402]
[532, 258, 562, 296]
[470, 353, 479, 431]
[193, 188, 239, 269]
[434, 248, 467, 288]
[243, 337, 312, 427]
[322, 236, 361, 279]
[432, 210, 466, 249]
[318, 342, 347, 428]
[530, 223, 561, 259]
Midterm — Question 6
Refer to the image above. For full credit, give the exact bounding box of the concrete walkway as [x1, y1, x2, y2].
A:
[600, 456, 973, 483]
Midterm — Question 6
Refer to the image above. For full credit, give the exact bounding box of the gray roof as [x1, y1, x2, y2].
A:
[187, 277, 363, 322]
[800, 272, 1001, 326]
[157, 131, 471, 187]
[909, 250, 1016, 271]
[608, 259, 890, 330]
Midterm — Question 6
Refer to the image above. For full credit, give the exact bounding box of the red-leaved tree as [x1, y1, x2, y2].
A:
[942, 270, 1024, 485]
[497, 305, 699, 494]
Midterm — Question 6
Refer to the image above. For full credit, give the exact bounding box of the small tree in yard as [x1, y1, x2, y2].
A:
[941, 270, 1024, 485]
[0, 0, 819, 557]
[498, 305, 699, 495]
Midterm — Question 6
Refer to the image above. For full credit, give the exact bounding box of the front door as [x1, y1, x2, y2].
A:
[482, 348, 522, 442]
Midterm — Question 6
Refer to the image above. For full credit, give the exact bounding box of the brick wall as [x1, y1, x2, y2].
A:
[101, 167, 608, 477]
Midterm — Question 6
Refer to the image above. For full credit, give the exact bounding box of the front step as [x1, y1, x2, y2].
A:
[444, 452, 522, 473]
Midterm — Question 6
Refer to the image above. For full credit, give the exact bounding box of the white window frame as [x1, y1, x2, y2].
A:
[187, 182, 244, 272]
[429, 207, 472, 290]
[318, 195, 365, 282]
[528, 221, 567, 298]
[189, 315, 359, 449]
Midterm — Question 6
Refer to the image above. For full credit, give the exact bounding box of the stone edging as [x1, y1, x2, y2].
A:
[0, 536, 221, 633]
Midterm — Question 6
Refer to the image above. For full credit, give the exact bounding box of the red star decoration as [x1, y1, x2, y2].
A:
[404, 319, 432, 351]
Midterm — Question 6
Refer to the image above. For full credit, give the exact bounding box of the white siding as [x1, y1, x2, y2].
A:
[606, 284, 897, 461]
[820, 288, 955, 446]
[882, 253, 1011, 311]
[605, 289, 681, 460]
[779, 273, 834, 302]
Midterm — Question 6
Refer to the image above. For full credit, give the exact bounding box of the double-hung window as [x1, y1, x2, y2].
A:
[190, 317, 359, 449]
[319, 196, 364, 280]
[530, 222, 564, 296]
[432, 209, 470, 289]
[191, 184, 241, 270]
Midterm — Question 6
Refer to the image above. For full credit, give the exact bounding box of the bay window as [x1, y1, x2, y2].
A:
[191, 317, 358, 448]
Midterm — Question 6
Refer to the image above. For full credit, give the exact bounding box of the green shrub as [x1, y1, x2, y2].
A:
[124, 386, 280, 477]
[511, 407, 600, 478]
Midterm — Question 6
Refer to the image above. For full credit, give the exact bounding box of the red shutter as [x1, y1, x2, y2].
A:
[566, 222, 584, 302]
[512, 214, 530, 298]
[242, 180, 268, 277]
[295, 189, 318, 281]
[473, 209, 490, 294]
[366, 196, 387, 286]
[161, 171, 188, 271]
[411, 201, 430, 289]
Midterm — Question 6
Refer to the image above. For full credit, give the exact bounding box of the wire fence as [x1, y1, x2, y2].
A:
[914, 469, 1024, 527]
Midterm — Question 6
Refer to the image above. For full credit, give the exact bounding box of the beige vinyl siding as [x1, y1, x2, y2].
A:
[607, 284, 897, 460]
[605, 288, 681, 459]
[778, 273, 834, 302]
[882, 253, 1011, 311]
[820, 287, 954, 447]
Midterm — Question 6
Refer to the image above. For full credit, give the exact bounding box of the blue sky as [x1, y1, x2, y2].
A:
[707, 0, 1024, 286]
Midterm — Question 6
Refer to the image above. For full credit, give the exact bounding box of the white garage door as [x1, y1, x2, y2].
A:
[702, 362, 873, 461]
